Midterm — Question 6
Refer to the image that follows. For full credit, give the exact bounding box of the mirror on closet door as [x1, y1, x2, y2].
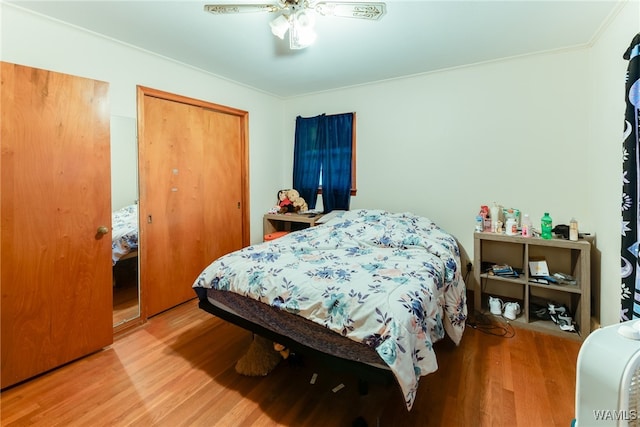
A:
[111, 115, 140, 327]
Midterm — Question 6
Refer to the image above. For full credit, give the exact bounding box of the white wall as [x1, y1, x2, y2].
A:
[283, 1, 640, 327]
[0, 2, 289, 243]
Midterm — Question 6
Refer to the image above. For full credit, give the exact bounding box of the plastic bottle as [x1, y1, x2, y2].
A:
[521, 214, 532, 237]
[490, 202, 500, 233]
[475, 215, 484, 232]
[569, 218, 578, 241]
[541, 212, 553, 239]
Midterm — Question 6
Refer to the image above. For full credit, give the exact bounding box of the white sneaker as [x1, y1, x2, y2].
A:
[488, 296, 503, 316]
[503, 302, 521, 321]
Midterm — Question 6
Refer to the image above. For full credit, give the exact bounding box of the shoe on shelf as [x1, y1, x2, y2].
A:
[550, 311, 576, 331]
[489, 296, 503, 316]
[503, 302, 521, 321]
[556, 316, 576, 332]
[530, 303, 550, 320]
[548, 303, 576, 332]
[548, 302, 569, 316]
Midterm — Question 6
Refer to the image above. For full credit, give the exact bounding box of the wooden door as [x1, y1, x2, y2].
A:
[1, 62, 113, 388]
[137, 87, 249, 318]
[204, 103, 246, 258]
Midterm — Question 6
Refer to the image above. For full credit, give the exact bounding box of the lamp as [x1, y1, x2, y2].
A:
[269, 14, 289, 39]
[269, 9, 317, 49]
[289, 10, 316, 49]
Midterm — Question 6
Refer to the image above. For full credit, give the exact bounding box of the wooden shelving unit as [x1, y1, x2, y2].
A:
[473, 232, 592, 340]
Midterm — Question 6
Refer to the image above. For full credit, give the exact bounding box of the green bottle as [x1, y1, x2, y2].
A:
[541, 212, 553, 239]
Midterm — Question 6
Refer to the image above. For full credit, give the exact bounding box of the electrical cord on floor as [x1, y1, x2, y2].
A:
[467, 311, 515, 338]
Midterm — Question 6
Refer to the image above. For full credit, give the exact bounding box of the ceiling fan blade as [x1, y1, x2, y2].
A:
[314, 2, 385, 20]
[204, 4, 281, 14]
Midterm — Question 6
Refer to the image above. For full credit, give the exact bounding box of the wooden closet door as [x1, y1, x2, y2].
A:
[1, 62, 113, 388]
[203, 107, 245, 259]
[138, 87, 249, 318]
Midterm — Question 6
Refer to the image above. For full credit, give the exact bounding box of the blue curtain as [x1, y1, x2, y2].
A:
[621, 33, 640, 321]
[293, 113, 353, 213]
[293, 115, 324, 209]
[321, 113, 353, 212]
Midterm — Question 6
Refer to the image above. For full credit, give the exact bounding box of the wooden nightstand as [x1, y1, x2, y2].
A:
[263, 212, 324, 235]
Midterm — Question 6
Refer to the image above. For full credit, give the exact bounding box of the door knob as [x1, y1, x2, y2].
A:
[97, 226, 109, 235]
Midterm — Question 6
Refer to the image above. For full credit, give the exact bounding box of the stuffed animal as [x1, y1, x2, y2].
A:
[235, 335, 286, 376]
[273, 342, 290, 359]
[288, 189, 308, 212]
[277, 189, 295, 213]
[277, 189, 308, 214]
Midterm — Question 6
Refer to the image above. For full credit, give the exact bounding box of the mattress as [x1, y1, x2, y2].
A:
[193, 209, 468, 410]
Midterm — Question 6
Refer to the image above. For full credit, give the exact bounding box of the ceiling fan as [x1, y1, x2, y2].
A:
[204, 1, 386, 50]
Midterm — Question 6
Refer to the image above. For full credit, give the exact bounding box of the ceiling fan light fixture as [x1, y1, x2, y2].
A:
[205, 2, 386, 50]
[289, 10, 316, 49]
[269, 14, 290, 39]
[294, 9, 315, 28]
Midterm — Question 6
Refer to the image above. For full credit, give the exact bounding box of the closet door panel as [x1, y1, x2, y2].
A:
[203, 110, 244, 260]
[140, 97, 206, 317]
[1, 62, 113, 388]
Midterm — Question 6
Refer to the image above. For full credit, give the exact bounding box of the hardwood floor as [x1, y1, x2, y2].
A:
[1, 298, 581, 427]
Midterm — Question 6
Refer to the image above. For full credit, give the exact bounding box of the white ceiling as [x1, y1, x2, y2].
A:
[6, 0, 622, 98]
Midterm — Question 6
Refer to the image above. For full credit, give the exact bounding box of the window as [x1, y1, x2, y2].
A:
[293, 112, 356, 212]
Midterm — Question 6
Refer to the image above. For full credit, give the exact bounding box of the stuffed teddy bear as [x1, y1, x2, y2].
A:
[234, 335, 300, 377]
[288, 189, 308, 212]
[277, 189, 308, 214]
[235, 335, 286, 376]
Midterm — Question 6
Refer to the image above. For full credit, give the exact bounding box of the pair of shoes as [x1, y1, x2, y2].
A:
[548, 303, 575, 332]
[488, 296, 521, 320]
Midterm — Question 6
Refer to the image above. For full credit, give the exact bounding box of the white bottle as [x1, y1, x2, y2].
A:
[490, 202, 500, 233]
[521, 214, 532, 238]
[569, 218, 578, 241]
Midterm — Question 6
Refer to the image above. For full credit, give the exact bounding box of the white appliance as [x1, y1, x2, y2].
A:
[574, 319, 640, 426]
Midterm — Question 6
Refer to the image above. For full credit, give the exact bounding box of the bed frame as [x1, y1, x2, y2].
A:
[194, 287, 395, 395]
[112, 252, 138, 287]
[117, 250, 138, 262]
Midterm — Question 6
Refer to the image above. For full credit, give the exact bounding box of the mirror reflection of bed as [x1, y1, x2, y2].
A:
[111, 116, 140, 328]
[112, 203, 139, 326]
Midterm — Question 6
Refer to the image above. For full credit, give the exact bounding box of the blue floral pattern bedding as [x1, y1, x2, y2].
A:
[193, 209, 467, 410]
[112, 204, 138, 265]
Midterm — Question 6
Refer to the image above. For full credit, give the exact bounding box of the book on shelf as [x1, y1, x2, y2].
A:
[489, 264, 519, 277]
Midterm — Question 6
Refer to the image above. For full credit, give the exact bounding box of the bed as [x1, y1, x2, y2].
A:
[112, 203, 138, 265]
[192, 209, 467, 410]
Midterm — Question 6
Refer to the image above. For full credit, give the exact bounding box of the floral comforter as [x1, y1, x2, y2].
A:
[193, 209, 467, 410]
[112, 204, 138, 265]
